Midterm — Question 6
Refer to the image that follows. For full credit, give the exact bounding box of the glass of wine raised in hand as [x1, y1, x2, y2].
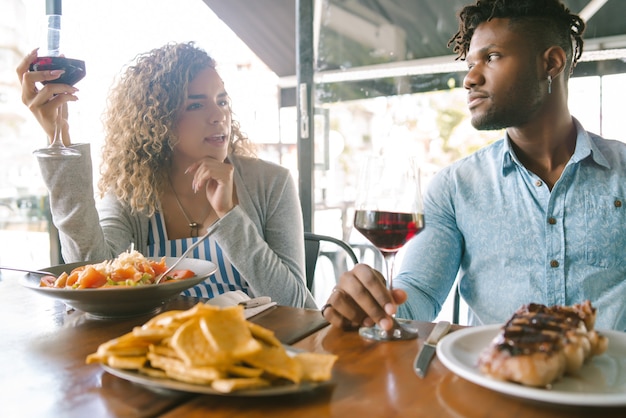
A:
[30, 0, 85, 158]
[353, 154, 425, 340]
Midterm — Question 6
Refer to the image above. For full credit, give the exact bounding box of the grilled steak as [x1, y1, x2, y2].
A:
[478, 300, 608, 387]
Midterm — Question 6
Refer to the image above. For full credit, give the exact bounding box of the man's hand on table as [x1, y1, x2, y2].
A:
[320, 263, 407, 332]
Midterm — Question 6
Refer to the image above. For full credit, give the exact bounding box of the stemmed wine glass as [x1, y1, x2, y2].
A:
[353, 154, 425, 341]
[30, 0, 85, 158]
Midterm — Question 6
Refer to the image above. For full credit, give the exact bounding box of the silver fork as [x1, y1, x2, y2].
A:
[155, 228, 214, 284]
[0, 266, 57, 276]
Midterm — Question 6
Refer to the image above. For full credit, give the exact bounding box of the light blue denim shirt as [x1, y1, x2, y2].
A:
[395, 118, 626, 331]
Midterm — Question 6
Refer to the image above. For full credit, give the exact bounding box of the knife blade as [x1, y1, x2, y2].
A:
[414, 320, 451, 378]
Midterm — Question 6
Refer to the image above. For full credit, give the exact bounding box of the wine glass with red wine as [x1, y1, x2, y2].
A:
[30, 0, 85, 158]
[353, 154, 424, 340]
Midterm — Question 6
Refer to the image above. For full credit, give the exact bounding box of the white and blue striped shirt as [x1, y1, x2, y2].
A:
[147, 212, 249, 299]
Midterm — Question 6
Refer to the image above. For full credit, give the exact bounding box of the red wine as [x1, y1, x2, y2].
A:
[29, 56, 86, 86]
[354, 210, 424, 252]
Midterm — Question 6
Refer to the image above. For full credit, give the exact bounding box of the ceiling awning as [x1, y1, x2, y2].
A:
[201, 0, 297, 78]
[202, 0, 626, 86]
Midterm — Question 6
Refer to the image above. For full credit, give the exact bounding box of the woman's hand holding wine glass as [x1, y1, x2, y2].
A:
[352, 154, 425, 341]
[17, 50, 81, 157]
[18, 0, 86, 158]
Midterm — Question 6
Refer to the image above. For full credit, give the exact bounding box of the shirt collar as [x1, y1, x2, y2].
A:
[500, 117, 611, 176]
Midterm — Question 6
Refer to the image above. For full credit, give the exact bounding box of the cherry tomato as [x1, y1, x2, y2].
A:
[76, 266, 108, 289]
[40, 275, 57, 287]
[165, 269, 195, 281]
[149, 258, 168, 275]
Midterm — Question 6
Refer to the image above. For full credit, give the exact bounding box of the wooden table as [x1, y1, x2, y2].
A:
[1, 271, 624, 418]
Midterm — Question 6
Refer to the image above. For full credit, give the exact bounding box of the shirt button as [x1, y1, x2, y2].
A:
[535, 180, 543, 187]
[615, 200, 623, 208]
[548, 217, 557, 225]
[550, 260, 559, 268]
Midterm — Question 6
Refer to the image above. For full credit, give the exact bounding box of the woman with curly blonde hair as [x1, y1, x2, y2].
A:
[18, 42, 315, 308]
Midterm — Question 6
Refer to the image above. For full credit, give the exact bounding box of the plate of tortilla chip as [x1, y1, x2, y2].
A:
[88, 303, 338, 396]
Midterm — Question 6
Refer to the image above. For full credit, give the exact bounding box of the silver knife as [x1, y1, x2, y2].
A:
[414, 320, 451, 378]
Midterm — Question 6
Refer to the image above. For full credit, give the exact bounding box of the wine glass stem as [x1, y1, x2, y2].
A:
[382, 251, 397, 291]
[50, 107, 63, 147]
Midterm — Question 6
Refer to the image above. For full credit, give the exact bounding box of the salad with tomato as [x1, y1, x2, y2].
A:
[39, 251, 195, 289]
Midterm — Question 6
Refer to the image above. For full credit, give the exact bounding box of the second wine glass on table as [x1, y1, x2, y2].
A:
[353, 155, 425, 341]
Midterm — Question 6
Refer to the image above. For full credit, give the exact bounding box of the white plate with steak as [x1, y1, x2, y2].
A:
[437, 323, 626, 406]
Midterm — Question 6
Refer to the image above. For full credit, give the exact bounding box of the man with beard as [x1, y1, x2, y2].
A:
[321, 0, 626, 332]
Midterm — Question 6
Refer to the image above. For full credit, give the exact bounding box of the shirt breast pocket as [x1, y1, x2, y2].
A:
[585, 195, 626, 268]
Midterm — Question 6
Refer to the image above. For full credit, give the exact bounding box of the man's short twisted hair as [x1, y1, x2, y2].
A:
[448, 0, 585, 75]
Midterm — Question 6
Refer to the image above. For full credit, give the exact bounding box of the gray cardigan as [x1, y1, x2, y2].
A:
[38, 143, 315, 308]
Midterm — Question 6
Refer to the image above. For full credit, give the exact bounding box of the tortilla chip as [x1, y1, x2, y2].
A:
[199, 307, 262, 359]
[211, 377, 271, 393]
[147, 351, 184, 371]
[143, 310, 186, 328]
[247, 322, 282, 348]
[294, 352, 338, 381]
[100, 331, 150, 349]
[169, 318, 221, 367]
[148, 352, 223, 383]
[242, 343, 302, 383]
[85, 352, 105, 364]
[138, 366, 168, 379]
[149, 343, 179, 359]
[88, 331, 151, 362]
[135, 310, 189, 340]
[165, 368, 219, 385]
[173, 303, 218, 321]
[132, 325, 175, 341]
[226, 364, 265, 378]
[106, 355, 147, 370]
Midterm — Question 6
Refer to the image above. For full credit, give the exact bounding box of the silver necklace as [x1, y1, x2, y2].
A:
[168, 176, 210, 237]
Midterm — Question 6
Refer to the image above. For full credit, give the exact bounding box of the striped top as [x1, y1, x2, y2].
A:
[146, 212, 249, 298]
